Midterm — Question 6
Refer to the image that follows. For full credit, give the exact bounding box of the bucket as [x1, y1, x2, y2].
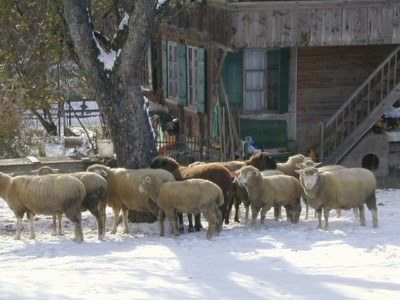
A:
[97, 139, 114, 158]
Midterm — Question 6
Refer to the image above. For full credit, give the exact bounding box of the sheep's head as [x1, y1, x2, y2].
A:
[138, 176, 151, 193]
[237, 166, 261, 187]
[32, 166, 58, 176]
[296, 167, 319, 189]
[150, 156, 179, 173]
[87, 164, 108, 178]
[247, 152, 277, 170]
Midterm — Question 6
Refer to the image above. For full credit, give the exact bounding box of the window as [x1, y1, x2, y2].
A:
[244, 49, 266, 112]
[161, 40, 206, 112]
[167, 42, 178, 99]
[187, 46, 198, 108]
[243, 48, 289, 114]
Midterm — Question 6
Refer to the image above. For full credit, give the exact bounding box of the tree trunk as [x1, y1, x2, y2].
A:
[62, 0, 157, 168]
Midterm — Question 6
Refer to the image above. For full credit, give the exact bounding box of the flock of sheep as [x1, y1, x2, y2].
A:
[0, 152, 379, 242]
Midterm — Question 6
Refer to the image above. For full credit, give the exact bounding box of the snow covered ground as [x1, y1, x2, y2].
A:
[0, 189, 399, 299]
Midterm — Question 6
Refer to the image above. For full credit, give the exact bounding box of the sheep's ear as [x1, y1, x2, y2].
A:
[295, 163, 304, 169]
[295, 169, 303, 175]
[314, 162, 322, 167]
[31, 170, 39, 174]
[52, 168, 60, 173]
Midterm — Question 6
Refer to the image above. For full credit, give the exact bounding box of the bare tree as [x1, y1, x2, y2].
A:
[61, 0, 189, 168]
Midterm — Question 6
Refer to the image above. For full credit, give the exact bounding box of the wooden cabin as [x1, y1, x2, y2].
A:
[148, 0, 400, 175]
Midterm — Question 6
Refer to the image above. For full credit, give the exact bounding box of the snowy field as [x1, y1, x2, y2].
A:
[0, 189, 399, 300]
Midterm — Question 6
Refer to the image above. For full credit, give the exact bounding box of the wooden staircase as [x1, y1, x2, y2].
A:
[319, 45, 400, 165]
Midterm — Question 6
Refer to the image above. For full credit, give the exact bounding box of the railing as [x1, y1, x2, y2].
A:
[320, 45, 400, 162]
[155, 136, 203, 165]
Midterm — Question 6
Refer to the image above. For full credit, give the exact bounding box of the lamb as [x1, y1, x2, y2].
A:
[230, 169, 284, 224]
[295, 166, 378, 230]
[138, 173, 223, 240]
[86, 164, 175, 237]
[150, 156, 232, 232]
[33, 166, 108, 240]
[0, 172, 85, 242]
[236, 166, 302, 227]
[224, 153, 278, 223]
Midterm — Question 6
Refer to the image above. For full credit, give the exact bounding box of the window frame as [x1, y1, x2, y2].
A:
[167, 42, 178, 100]
[187, 46, 198, 108]
[243, 48, 283, 114]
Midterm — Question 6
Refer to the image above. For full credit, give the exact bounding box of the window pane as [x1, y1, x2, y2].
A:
[244, 91, 264, 112]
[246, 71, 263, 90]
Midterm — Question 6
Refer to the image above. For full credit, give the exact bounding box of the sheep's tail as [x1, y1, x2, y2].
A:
[216, 187, 224, 207]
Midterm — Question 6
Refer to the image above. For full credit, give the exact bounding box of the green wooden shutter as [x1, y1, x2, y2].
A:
[197, 48, 206, 113]
[177, 43, 187, 106]
[161, 40, 168, 98]
[278, 48, 290, 114]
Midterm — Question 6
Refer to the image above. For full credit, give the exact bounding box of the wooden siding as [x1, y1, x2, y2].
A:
[296, 44, 396, 155]
[160, 1, 400, 50]
[210, 1, 400, 48]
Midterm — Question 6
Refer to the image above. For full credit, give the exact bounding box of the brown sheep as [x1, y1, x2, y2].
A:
[149, 156, 232, 232]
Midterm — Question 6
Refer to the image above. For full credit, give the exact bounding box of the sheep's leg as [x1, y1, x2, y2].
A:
[359, 204, 366, 226]
[51, 214, 58, 236]
[57, 213, 64, 236]
[110, 207, 120, 234]
[233, 197, 242, 223]
[316, 207, 323, 229]
[273, 205, 281, 221]
[65, 210, 83, 243]
[166, 211, 180, 236]
[87, 205, 104, 240]
[371, 208, 378, 228]
[336, 209, 342, 218]
[250, 204, 260, 228]
[353, 207, 359, 219]
[187, 213, 194, 232]
[323, 208, 330, 231]
[260, 205, 271, 225]
[244, 204, 250, 224]
[284, 206, 292, 223]
[203, 208, 217, 240]
[225, 199, 233, 224]
[121, 209, 129, 234]
[177, 213, 184, 233]
[15, 215, 23, 240]
[27, 211, 35, 239]
[194, 214, 202, 232]
[302, 196, 309, 220]
[305, 203, 309, 220]
[213, 205, 223, 233]
[158, 210, 166, 237]
[98, 199, 107, 236]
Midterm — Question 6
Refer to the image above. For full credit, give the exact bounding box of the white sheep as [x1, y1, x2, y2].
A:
[232, 169, 284, 224]
[0, 172, 86, 242]
[33, 166, 108, 240]
[86, 164, 175, 237]
[237, 166, 302, 227]
[295, 160, 353, 220]
[295, 166, 378, 230]
[138, 173, 223, 240]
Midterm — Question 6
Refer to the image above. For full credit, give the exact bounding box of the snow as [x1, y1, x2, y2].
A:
[1, 189, 399, 299]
